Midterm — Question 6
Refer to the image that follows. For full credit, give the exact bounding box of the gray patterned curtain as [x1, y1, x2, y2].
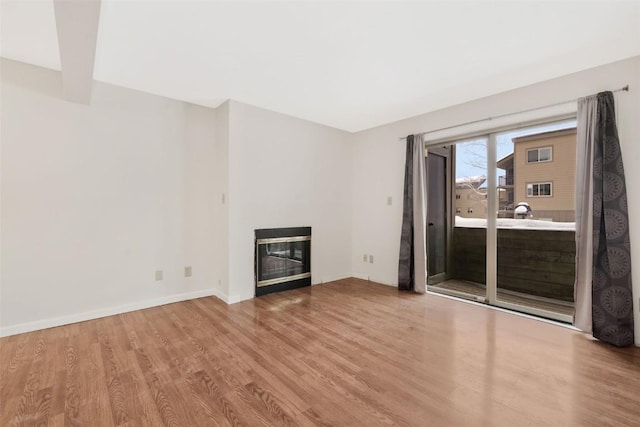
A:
[398, 135, 427, 293]
[575, 91, 634, 347]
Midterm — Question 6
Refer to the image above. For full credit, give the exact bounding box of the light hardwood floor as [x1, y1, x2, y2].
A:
[1, 278, 639, 426]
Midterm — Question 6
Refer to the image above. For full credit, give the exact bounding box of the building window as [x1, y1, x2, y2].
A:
[456, 208, 461, 214]
[467, 208, 473, 213]
[526, 146, 552, 163]
[455, 194, 461, 200]
[526, 182, 552, 197]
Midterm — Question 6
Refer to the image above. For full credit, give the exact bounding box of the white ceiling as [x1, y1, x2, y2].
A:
[2, 1, 639, 132]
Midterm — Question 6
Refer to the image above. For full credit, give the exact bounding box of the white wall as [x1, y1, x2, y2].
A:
[213, 102, 230, 300]
[184, 103, 225, 297]
[350, 55, 640, 344]
[0, 60, 352, 334]
[227, 101, 352, 302]
[1, 59, 220, 335]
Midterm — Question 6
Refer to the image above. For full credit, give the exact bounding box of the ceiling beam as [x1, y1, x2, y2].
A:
[53, 0, 101, 104]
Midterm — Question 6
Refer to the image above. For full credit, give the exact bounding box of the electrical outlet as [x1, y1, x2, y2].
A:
[363, 254, 367, 262]
[155, 270, 163, 281]
[369, 255, 374, 263]
[185, 266, 192, 277]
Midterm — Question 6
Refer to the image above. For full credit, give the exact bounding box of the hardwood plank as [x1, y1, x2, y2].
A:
[1, 278, 639, 426]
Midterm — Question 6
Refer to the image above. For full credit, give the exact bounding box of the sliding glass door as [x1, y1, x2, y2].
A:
[426, 119, 577, 323]
[427, 138, 489, 303]
[425, 145, 451, 286]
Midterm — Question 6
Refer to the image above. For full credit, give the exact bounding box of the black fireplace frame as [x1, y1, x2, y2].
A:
[255, 227, 311, 297]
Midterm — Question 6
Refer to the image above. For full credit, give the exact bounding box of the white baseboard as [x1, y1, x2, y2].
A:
[352, 273, 396, 287]
[0, 289, 219, 338]
[1, 275, 369, 336]
[209, 286, 228, 303]
[313, 273, 352, 284]
[352, 273, 368, 281]
[226, 293, 254, 304]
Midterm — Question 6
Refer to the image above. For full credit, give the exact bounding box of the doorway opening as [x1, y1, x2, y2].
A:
[425, 119, 577, 322]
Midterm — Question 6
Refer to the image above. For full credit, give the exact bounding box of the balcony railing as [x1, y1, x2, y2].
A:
[498, 175, 514, 186]
[452, 226, 575, 302]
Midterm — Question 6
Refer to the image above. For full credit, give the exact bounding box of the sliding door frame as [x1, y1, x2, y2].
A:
[425, 114, 576, 324]
[486, 133, 572, 323]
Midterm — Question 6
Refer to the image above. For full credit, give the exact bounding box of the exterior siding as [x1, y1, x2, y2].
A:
[513, 129, 576, 220]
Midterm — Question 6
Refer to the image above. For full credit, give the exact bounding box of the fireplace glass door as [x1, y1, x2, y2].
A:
[256, 236, 311, 288]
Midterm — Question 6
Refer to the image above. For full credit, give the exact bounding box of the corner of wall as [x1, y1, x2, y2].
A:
[1, 60, 230, 333]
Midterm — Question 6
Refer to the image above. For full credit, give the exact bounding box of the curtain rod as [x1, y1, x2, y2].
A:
[398, 85, 629, 141]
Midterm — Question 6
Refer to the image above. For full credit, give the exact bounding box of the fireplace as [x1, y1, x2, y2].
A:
[255, 227, 311, 296]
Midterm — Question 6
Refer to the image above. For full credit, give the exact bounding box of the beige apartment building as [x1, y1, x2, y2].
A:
[455, 175, 488, 219]
[497, 128, 577, 222]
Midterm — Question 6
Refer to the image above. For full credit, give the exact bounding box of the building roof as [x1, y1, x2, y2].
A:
[511, 127, 577, 143]
[496, 152, 514, 170]
[456, 175, 487, 189]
